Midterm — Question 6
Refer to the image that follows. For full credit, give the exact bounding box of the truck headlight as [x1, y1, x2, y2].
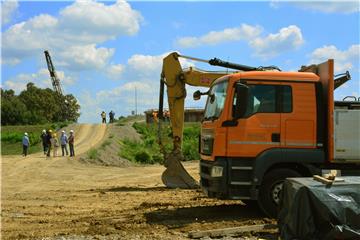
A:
[202, 138, 214, 155]
[211, 166, 223, 177]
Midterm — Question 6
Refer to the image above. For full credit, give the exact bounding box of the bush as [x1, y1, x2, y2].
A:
[1, 132, 23, 143]
[101, 140, 111, 149]
[87, 148, 99, 159]
[119, 122, 200, 164]
[135, 151, 152, 164]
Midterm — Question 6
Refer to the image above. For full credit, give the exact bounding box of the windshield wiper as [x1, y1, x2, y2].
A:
[203, 116, 218, 121]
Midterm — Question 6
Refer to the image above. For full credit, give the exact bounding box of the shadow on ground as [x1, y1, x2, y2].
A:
[144, 203, 266, 228]
[92, 186, 169, 192]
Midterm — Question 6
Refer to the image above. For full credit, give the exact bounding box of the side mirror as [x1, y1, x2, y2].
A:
[193, 90, 201, 100]
[233, 83, 248, 119]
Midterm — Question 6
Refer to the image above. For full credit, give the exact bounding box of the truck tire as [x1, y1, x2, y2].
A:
[258, 168, 301, 218]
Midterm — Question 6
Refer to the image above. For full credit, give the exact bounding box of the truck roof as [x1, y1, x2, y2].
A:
[228, 71, 320, 82]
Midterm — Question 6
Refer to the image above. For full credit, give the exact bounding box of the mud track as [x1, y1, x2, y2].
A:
[1, 124, 276, 239]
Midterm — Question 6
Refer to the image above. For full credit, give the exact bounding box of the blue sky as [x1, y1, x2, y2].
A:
[1, 0, 359, 123]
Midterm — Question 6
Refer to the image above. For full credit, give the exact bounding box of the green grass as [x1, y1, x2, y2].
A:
[100, 140, 111, 149]
[119, 122, 200, 164]
[1, 122, 69, 155]
[87, 148, 99, 159]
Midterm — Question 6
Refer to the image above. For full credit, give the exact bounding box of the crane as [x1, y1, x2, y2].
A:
[44, 50, 64, 95]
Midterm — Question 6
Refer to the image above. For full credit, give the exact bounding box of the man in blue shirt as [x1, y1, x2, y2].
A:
[22, 132, 30, 156]
[60, 130, 69, 156]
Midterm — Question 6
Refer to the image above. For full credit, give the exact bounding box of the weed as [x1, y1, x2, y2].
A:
[100, 140, 111, 149]
[87, 148, 99, 159]
[120, 122, 200, 164]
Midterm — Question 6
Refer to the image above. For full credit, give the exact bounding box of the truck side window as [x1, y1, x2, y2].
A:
[246, 85, 276, 116]
[233, 84, 292, 118]
[282, 86, 292, 113]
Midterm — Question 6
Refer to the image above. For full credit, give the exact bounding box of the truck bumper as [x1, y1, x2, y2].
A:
[200, 158, 257, 200]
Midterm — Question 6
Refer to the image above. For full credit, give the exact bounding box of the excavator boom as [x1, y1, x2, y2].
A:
[159, 52, 235, 188]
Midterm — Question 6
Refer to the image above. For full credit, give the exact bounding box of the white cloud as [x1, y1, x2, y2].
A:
[308, 44, 360, 72]
[59, 0, 142, 36]
[176, 24, 304, 59]
[2, 0, 142, 71]
[58, 44, 115, 71]
[293, 1, 359, 14]
[127, 52, 194, 78]
[4, 68, 75, 93]
[1, 0, 18, 25]
[106, 64, 125, 80]
[176, 24, 262, 48]
[250, 25, 304, 59]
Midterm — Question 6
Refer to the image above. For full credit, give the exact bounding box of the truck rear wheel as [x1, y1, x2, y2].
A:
[258, 168, 301, 218]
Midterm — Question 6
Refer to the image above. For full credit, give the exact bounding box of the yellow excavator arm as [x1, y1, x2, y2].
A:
[159, 52, 233, 188]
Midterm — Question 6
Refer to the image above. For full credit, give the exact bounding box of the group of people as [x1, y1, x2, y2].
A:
[22, 129, 75, 157]
[38, 129, 75, 157]
[101, 110, 115, 123]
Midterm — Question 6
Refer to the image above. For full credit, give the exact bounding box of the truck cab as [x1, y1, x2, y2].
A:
[199, 60, 360, 217]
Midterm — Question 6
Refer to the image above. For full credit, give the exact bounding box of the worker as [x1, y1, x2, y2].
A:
[22, 132, 30, 157]
[51, 132, 59, 157]
[68, 130, 75, 157]
[40, 129, 48, 155]
[164, 110, 170, 122]
[46, 129, 53, 157]
[152, 110, 158, 123]
[101, 111, 106, 123]
[109, 110, 115, 123]
[60, 130, 69, 156]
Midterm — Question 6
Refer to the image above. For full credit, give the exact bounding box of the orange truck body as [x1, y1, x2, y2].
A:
[199, 60, 360, 216]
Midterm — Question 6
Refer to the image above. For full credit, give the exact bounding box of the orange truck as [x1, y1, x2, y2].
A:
[159, 52, 359, 217]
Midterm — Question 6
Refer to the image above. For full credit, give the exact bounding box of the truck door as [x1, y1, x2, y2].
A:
[227, 83, 281, 158]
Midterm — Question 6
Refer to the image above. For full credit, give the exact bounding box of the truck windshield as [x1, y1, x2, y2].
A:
[204, 80, 228, 120]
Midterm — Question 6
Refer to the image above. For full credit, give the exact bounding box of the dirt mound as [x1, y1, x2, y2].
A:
[79, 123, 141, 167]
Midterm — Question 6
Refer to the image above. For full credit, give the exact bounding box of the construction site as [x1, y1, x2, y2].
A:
[1, 2, 360, 239]
[2, 50, 360, 240]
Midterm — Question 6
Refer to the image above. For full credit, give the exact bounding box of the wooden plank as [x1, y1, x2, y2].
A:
[188, 224, 277, 239]
[313, 175, 334, 185]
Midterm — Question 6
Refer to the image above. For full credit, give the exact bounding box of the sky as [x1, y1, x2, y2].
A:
[1, 0, 359, 123]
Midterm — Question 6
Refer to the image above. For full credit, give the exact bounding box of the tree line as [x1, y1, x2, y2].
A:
[1, 82, 80, 125]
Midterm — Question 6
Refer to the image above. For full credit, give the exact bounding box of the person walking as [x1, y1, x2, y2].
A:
[51, 133, 59, 157]
[101, 111, 106, 123]
[60, 130, 69, 156]
[68, 130, 75, 157]
[46, 129, 53, 157]
[41, 129, 48, 155]
[22, 132, 30, 157]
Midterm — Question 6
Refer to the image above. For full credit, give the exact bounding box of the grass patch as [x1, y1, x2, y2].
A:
[1, 123, 69, 155]
[87, 148, 99, 159]
[100, 140, 111, 149]
[119, 122, 200, 164]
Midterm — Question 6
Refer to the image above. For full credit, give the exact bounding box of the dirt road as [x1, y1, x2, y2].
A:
[1, 123, 276, 239]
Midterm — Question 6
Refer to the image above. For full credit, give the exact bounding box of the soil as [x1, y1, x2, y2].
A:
[1, 122, 277, 239]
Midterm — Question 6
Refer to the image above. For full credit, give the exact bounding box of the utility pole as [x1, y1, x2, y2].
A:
[135, 87, 138, 115]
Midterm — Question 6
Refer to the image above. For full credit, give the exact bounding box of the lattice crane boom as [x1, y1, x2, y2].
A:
[44, 50, 63, 95]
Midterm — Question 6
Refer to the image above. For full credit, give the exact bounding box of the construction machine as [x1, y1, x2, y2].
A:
[159, 52, 280, 188]
[159, 52, 359, 217]
[44, 50, 64, 96]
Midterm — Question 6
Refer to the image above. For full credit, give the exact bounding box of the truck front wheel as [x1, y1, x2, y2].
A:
[258, 168, 301, 218]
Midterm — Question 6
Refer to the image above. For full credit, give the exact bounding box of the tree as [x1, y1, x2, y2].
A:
[1, 83, 81, 125]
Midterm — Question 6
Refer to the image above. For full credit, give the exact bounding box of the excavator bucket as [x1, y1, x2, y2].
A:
[161, 150, 198, 189]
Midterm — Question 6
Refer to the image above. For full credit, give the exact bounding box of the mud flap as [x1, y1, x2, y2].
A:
[161, 150, 199, 189]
